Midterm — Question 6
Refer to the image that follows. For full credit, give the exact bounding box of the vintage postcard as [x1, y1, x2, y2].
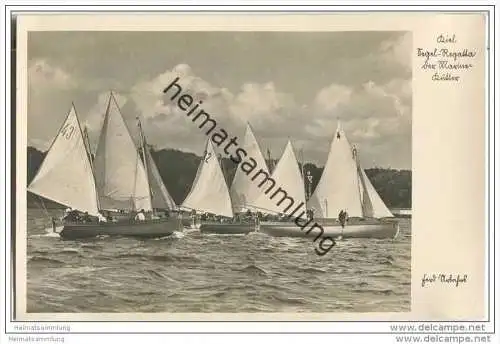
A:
[8, 9, 491, 329]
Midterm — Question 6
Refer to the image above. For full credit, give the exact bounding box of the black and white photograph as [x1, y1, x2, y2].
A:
[24, 30, 412, 314]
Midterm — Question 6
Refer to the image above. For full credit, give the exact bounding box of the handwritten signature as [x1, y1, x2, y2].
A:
[421, 273, 468, 287]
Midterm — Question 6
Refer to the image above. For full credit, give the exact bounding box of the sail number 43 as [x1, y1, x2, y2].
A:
[60, 124, 75, 140]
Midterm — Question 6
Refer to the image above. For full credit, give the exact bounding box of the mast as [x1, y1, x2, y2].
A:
[267, 148, 273, 171]
[299, 148, 308, 201]
[75, 105, 101, 212]
[137, 117, 153, 207]
[218, 153, 228, 185]
[305, 170, 313, 201]
[299, 148, 305, 178]
[82, 126, 92, 162]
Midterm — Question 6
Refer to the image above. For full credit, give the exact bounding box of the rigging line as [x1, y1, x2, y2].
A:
[36, 195, 52, 223]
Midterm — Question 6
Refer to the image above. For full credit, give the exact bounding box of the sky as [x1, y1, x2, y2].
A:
[27, 31, 412, 169]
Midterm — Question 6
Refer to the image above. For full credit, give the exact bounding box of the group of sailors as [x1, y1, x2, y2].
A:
[186, 208, 349, 224]
[187, 209, 276, 223]
[62, 209, 95, 223]
[60, 206, 349, 227]
[61, 208, 171, 224]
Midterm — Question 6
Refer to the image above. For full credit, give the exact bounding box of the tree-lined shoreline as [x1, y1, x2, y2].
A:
[26, 146, 411, 209]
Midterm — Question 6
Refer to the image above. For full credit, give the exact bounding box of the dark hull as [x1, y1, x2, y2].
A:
[259, 218, 400, 239]
[181, 218, 201, 229]
[59, 218, 182, 240]
[199, 222, 257, 235]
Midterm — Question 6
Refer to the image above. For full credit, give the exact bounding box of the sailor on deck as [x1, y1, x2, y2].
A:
[338, 209, 349, 228]
[82, 212, 93, 223]
[63, 208, 80, 222]
[97, 213, 107, 223]
[338, 210, 346, 228]
[135, 209, 146, 221]
[307, 208, 315, 221]
[51, 217, 57, 233]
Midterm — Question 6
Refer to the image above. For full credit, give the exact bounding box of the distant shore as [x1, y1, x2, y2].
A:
[26, 145, 412, 209]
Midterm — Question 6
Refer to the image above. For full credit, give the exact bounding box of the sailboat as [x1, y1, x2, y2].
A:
[307, 122, 399, 239]
[255, 140, 310, 234]
[224, 122, 276, 232]
[181, 124, 278, 235]
[181, 139, 252, 234]
[230, 123, 272, 215]
[28, 94, 181, 239]
[260, 122, 399, 239]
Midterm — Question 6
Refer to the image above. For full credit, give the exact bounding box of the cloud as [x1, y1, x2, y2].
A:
[312, 78, 411, 120]
[82, 91, 128, 147]
[123, 64, 302, 154]
[28, 59, 77, 116]
[305, 77, 411, 168]
[27, 57, 411, 169]
[27, 59, 80, 145]
[131, 64, 237, 151]
[378, 32, 412, 70]
[132, 63, 229, 120]
[313, 84, 353, 113]
[229, 82, 296, 123]
[28, 59, 75, 91]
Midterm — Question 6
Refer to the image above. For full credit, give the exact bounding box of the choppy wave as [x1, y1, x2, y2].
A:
[26, 210, 411, 313]
[30, 231, 61, 239]
[28, 256, 66, 266]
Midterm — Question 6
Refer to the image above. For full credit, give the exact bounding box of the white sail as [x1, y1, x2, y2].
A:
[307, 122, 364, 218]
[359, 167, 394, 218]
[181, 140, 233, 217]
[145, 147, 177, 210]
[230, 123, 271, 213]
[28, 105, 100, 216]
[137, 118, 177, 211]
[254, 140, 306, 214]
[93, 93, 152, 212]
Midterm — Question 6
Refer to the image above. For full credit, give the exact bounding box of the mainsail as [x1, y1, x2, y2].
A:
[181, 139, 233, 217]
[254, 140, 307, 214]
[230, 123, 271, 213]
[307, 121, 393, 219]
[28, 105, 100, 216]
[93, 93, 152, 212]
[137, 119, 177, 210]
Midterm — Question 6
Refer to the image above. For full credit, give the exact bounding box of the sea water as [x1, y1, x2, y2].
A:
[26, 208, 411, 313]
